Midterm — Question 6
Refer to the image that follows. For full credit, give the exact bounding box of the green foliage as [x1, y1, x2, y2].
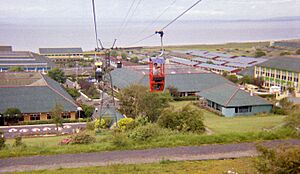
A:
[86, 121, 95, 131]
[66, 88, 80, 99]
[9, 66, 23, 72]
[272, 106, 287, 115]
[206, 60, 214, 64]
[254, 50, 266, 57]
[117, 118, 135, 130]
[81, 104, 95, 118]
[0, 132, 5, 150]
[279, 51, 291, 56]
[255, 145, 300, 174]
[167, 86, 180, 97]
[118, 84, 170, 121]
[111, 50, 118, 57]
[226, 75, 239, 83]
[51, 103, 64, 131]
[70, 133, 96, 144]
[130, 56, 139, 63]
[279, 98, 294, 113]
[128, 124, 162, 141]
[13, 136, 26, 147]
[285, 107, 300, 128]
[94, 119, 106, 129]
[296, 48, 300, 55]
[111, 133, 129, 147]
[4, 108, 21, 117]
[121, 52, 127, 60]
[48, 68, 66, 83]
[158, 104, 205, 133]
[239, 75, 253, 84]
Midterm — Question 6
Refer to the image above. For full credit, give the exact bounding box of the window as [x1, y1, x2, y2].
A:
[235, 106, 252, 113]
[47, 113, 51, 120]
[30, 114, 40, 120]
[282, 75, 286, 80]
[62, 112, 71, 119]
[276, 74, 280, 79]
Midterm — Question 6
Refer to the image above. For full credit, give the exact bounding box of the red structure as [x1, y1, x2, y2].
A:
[149, 58, 165, 92]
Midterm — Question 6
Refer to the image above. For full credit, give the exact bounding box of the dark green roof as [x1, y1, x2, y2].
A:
[257, 57, 300, 73]
[0, 73, 78, 113]
[111, 68, 234, 92]
[197, 84, 272, 107]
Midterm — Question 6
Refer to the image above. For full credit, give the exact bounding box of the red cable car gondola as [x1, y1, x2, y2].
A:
[149, 31, 165, 92]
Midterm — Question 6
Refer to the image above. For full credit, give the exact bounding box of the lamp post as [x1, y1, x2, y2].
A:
[77, 107, 82, 122]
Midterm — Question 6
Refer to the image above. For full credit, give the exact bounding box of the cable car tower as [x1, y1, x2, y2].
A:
[149, 31, 165, 92]
[92, 0, 118, 126]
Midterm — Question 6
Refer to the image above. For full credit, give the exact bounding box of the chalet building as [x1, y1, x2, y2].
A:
[39, 47, 84, 62]
[197, 84, 273, 117]
[254, 57, 300, 96]
[0, 50, 54, 72]
[0, 72, 78, 125]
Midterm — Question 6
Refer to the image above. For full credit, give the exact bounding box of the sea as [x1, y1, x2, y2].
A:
[1, 19, 300, 52]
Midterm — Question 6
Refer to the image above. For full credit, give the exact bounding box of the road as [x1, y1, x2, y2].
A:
[0, 123, 86, 138]
[0, 139, 299, 173]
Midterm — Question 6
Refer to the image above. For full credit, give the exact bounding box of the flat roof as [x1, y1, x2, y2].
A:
[197, 63, 239, 72]
[257, 57, 300, 73]
[39, 47, 83, 54]
[192, 57, 226, 65]
[169, 57, 199, 66]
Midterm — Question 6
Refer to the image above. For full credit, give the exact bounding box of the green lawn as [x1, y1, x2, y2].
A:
[170, 101, 286, 134]
[14, 158, 256, 174]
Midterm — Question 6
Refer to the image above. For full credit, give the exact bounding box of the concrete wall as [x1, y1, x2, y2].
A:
[222, 105, 272, 117]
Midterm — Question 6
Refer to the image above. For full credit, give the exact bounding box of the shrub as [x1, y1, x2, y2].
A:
[254, 50, 266, 57]
[0, 132, 5, 150]
[94, 119, 106, 130]
[118, 118, 135, 130]
[103, 117, 113, 128]
[296, 48, 300, 55]
[86, 121, 95, 131]
[285, 107, 300, 129]
[128, 124, 161, 141]
[272, 106, 287, 115]
[280, 51, 291, 56]
[66, 88, 80, 99]
[70, 133, 96, 144]
[13, 136, 26, 147]
[255, 145, 300, 174]
[111, 133, 129, 147]
[158, 105, 205, 133]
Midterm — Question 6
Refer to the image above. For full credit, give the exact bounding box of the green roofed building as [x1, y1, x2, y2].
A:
[254, 57, 300, 96]
[0, 72, 78, 125]
[197, 83, 272, 117]
[110, 66, 234, 96]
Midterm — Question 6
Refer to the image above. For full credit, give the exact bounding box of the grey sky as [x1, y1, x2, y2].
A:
[1, 0, 299, 23]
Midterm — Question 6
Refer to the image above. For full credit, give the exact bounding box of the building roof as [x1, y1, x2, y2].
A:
[169, 57, 199, 66]
[192, 57, 226, 65]
[0, 52, 54, 68]
[110, 67, 234, 92]
[196, 63, 239, 72]
[0, 72, 78, 113]
[257, 57, 300, 73]
[237, 67, 254, 77]
[39, 48, 83, 54]
[197, 83, 272, 107]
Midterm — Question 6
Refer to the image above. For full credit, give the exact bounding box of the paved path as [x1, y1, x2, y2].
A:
[0, 139, 299, 173]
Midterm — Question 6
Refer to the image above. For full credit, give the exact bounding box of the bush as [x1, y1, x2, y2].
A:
[0, 132, 5, 150]
[13, 136, 26, 147]
[158, 105, 205, 133]
[66, 88, 80, 99]
[117, 118, 135, 130]
[86, 121, 95, 131]
[111, 133, 129, 147]
[285, 107, 300, 129]
[70, 133, 96, 144]
[81, 104, 95, 118]
[296, 48, 300, 55]
[128, 124, 161, 141]
[255, 145, 300, 174]
[272, 106, 287, 115]
[173, 96, 198, 101]
[94, 119, 106, 130]
[255, 50, 266, 57]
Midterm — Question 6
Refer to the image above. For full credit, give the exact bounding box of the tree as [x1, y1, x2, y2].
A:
[9, 66, 23, 72]
[227, 75, 238, 83]
[167, 86, 180, 97]
[51, 103, 64, 133]
[252, 77, 264, 88]
[158, 104, 205, 133]
[4, 108, 22, 125]
[118, 84, 170, 122]
[81, 104, 95, 118]
[66, 88, 80, 99]
[239, 75, 253, 84]
[48, 68, 66, 83]
[254, 50, 266, 57]
[121, 52, 127, 60]
[296, 48, 300, 55]
[130, 56, 139, 63]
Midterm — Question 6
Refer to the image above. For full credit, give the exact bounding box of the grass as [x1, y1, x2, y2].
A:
[14, 158, 256, 174]
[170, 101, 286, 134]
[0, 101, 293, 159]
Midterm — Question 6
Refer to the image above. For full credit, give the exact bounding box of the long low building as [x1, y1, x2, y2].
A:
[39, 47, 84, 62]
[0, 72, 78, 125]
[0, 51, 54, 72]
[197, 83, 273, 117]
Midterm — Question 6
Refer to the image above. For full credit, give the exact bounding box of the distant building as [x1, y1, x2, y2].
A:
[39, 47, 84, 62]
[0, 72, 78, 125]
[0, 46, 12, 52]
[254, 57, 300, 95]
[0, 51, 54, 72]
[271, 39, 300, 48]
[197, 83, 273, 117]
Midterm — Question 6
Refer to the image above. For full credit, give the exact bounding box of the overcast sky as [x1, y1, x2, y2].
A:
[1, 0, 300, 24]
